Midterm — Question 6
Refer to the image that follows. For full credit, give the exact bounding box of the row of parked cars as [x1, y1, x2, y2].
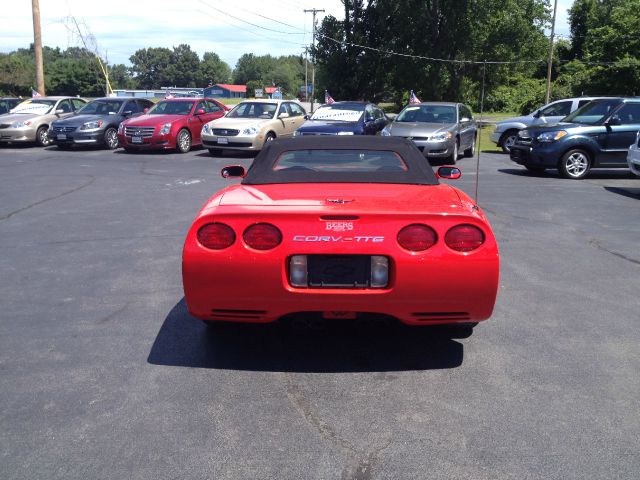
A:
[492, 96, 640, 179]
[0, 95, 478, 166]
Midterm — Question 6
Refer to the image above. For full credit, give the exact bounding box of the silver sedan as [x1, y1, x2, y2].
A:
[382, 102, 477, 164]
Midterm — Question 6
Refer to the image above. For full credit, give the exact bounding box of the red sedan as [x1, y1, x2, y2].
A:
[117, 98, 228, 153]
[182, 136, 499, 332]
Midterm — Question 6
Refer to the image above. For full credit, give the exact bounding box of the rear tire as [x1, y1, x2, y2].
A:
[463, 136, 476, 157]
[558, 149, 591, 179]
[264, 132, 276, 146]
[176, 129, 192, 153]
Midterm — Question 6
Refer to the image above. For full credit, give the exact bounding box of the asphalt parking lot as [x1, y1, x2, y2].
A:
[1, 143, 639, 480]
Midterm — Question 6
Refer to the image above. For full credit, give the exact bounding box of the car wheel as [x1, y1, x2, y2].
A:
[264, 132, 276, 146]
[103, 127, 118, 150]
[500, 130, 518, 153]
[176, 129, 192, 153]
[559, 149, 591, 179]
[463, 136, 476, 157]
[36, 126, 51, 147]
[208, 148, 223, 156]
[524, 165, 546, 174]
[449, 140, 459, 164]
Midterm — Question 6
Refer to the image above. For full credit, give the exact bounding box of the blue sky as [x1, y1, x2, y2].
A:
[2, 0, 572, 70]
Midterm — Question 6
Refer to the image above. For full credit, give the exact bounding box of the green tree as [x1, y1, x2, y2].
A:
[197, 52, 231, 86]
[129, 47, 173, 88]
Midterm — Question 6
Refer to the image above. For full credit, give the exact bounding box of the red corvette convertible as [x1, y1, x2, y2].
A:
[182, 136, 499, 329]
[117, 97, 228, 153]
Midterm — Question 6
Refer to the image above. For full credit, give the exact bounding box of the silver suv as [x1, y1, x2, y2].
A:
[491, 97, 604, 153]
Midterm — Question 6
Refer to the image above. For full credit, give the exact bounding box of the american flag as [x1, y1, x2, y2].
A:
[409, 90, 421, 104]
[31, 89, 42, 98]
[325, 91, 335, 105]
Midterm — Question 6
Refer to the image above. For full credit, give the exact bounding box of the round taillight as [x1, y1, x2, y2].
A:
[243, 223, 282, 250]
[445, 224, 485, 252]
[397, 224, 437, 251]
[197, 223, 235, 250]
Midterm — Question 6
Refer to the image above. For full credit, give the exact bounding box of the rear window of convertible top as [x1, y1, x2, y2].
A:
[273, 149, 408, 173]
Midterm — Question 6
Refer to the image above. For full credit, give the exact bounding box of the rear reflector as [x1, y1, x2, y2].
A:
[289, 255, 308, 287]
[397, 224, 437, 251]
[445, 224, 485, 252]
[197, 223, 235, 250]
[370, 256, 389, 287]
[243, 223, 282, 250]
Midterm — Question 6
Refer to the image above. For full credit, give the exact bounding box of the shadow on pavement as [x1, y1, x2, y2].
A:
[147, 298, 465, 373]
[499, 168, 635, 180]
[604, 186, 640, 200]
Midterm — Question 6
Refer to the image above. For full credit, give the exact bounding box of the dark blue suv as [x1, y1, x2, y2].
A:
[294, 101, 388, 136]
[510, 97, 640, 179]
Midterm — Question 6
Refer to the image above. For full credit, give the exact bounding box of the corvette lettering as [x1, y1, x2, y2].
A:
[293, 235, 384, 243]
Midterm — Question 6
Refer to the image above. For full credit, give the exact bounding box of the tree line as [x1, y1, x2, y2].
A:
[1, 0, 639, 113]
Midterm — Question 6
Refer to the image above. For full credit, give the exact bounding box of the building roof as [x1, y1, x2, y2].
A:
[216, 84, 247, 93]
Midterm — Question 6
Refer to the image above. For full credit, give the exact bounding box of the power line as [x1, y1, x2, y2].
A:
[198, 0, 305, 35]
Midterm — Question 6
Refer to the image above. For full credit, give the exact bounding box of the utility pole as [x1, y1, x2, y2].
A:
[304, 8, 324, 113]
[545, 0, 559, 104]
[303, 46, 309, 102]
[32, 0, 45, 95]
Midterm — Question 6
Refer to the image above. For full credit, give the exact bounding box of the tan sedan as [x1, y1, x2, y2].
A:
[0, 96, 87, 146]
[201, 99, 307, 155]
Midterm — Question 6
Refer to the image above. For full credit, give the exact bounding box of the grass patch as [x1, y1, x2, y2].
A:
[478, 124, 502, 153]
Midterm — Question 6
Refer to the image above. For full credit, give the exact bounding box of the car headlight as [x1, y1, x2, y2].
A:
[429, 131, 453, 142]
[242, 125, 261, 136]
[202, 123, 210, 135]
[337, 131, 354, 135]
[381, 127, 391, 136]
[536, 130, 567, 143]
[11, 120, 33, 128]
[159, 123, 172, 135]
[292, 130, 301, 136]
[80, 120, 103, 131]
[117, 123, 124, 133]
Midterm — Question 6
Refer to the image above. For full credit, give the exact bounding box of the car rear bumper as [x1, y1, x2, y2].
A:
[183, 244, 499, 326]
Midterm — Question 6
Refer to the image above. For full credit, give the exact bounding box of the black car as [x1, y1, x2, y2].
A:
[0, 97, 22, 115]
[294, 101, 388, 136]
[50, 97, 154, 149]
[510, 97, 640, 179]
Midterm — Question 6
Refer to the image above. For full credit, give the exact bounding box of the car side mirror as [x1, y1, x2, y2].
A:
[365, 115, 375, 123]
[221, 165, 246, 178]
[196, 108, 205, 115]
[460, 117, 471, 122]
[437, 166, 462, 179]
[533, 110, 542, 118]
[123, 110, 133, 117]
[278, 112, 290, 118]
[55, 109, 65, 114]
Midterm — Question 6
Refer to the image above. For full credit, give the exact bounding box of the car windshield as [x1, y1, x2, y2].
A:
[11, 99, 57, 114]
[77, 100, 123, 115]
[562, 99, 621, 125]
[227, 102, 277, 119]
[310, 104, 365, 122]
[147, 101, 194, 115]
[396, 105, 457, 123]
[273, 149, 408, 172]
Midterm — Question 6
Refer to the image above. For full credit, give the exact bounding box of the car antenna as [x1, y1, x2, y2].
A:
[474, 61, 487, 204]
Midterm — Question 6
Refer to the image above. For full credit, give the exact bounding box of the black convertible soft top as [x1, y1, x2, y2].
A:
[241, 136, 439, 185]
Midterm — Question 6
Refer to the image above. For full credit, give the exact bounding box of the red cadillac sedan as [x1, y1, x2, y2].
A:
[117, 98, 228, 153]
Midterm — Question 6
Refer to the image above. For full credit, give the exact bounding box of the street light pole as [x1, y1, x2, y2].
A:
[32, 0, 45, 95]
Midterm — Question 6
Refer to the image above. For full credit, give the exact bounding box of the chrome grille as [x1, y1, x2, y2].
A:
[212, 128, 239, 136]
[51, 126, 76, 133]
[124, 126, 155, 137]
